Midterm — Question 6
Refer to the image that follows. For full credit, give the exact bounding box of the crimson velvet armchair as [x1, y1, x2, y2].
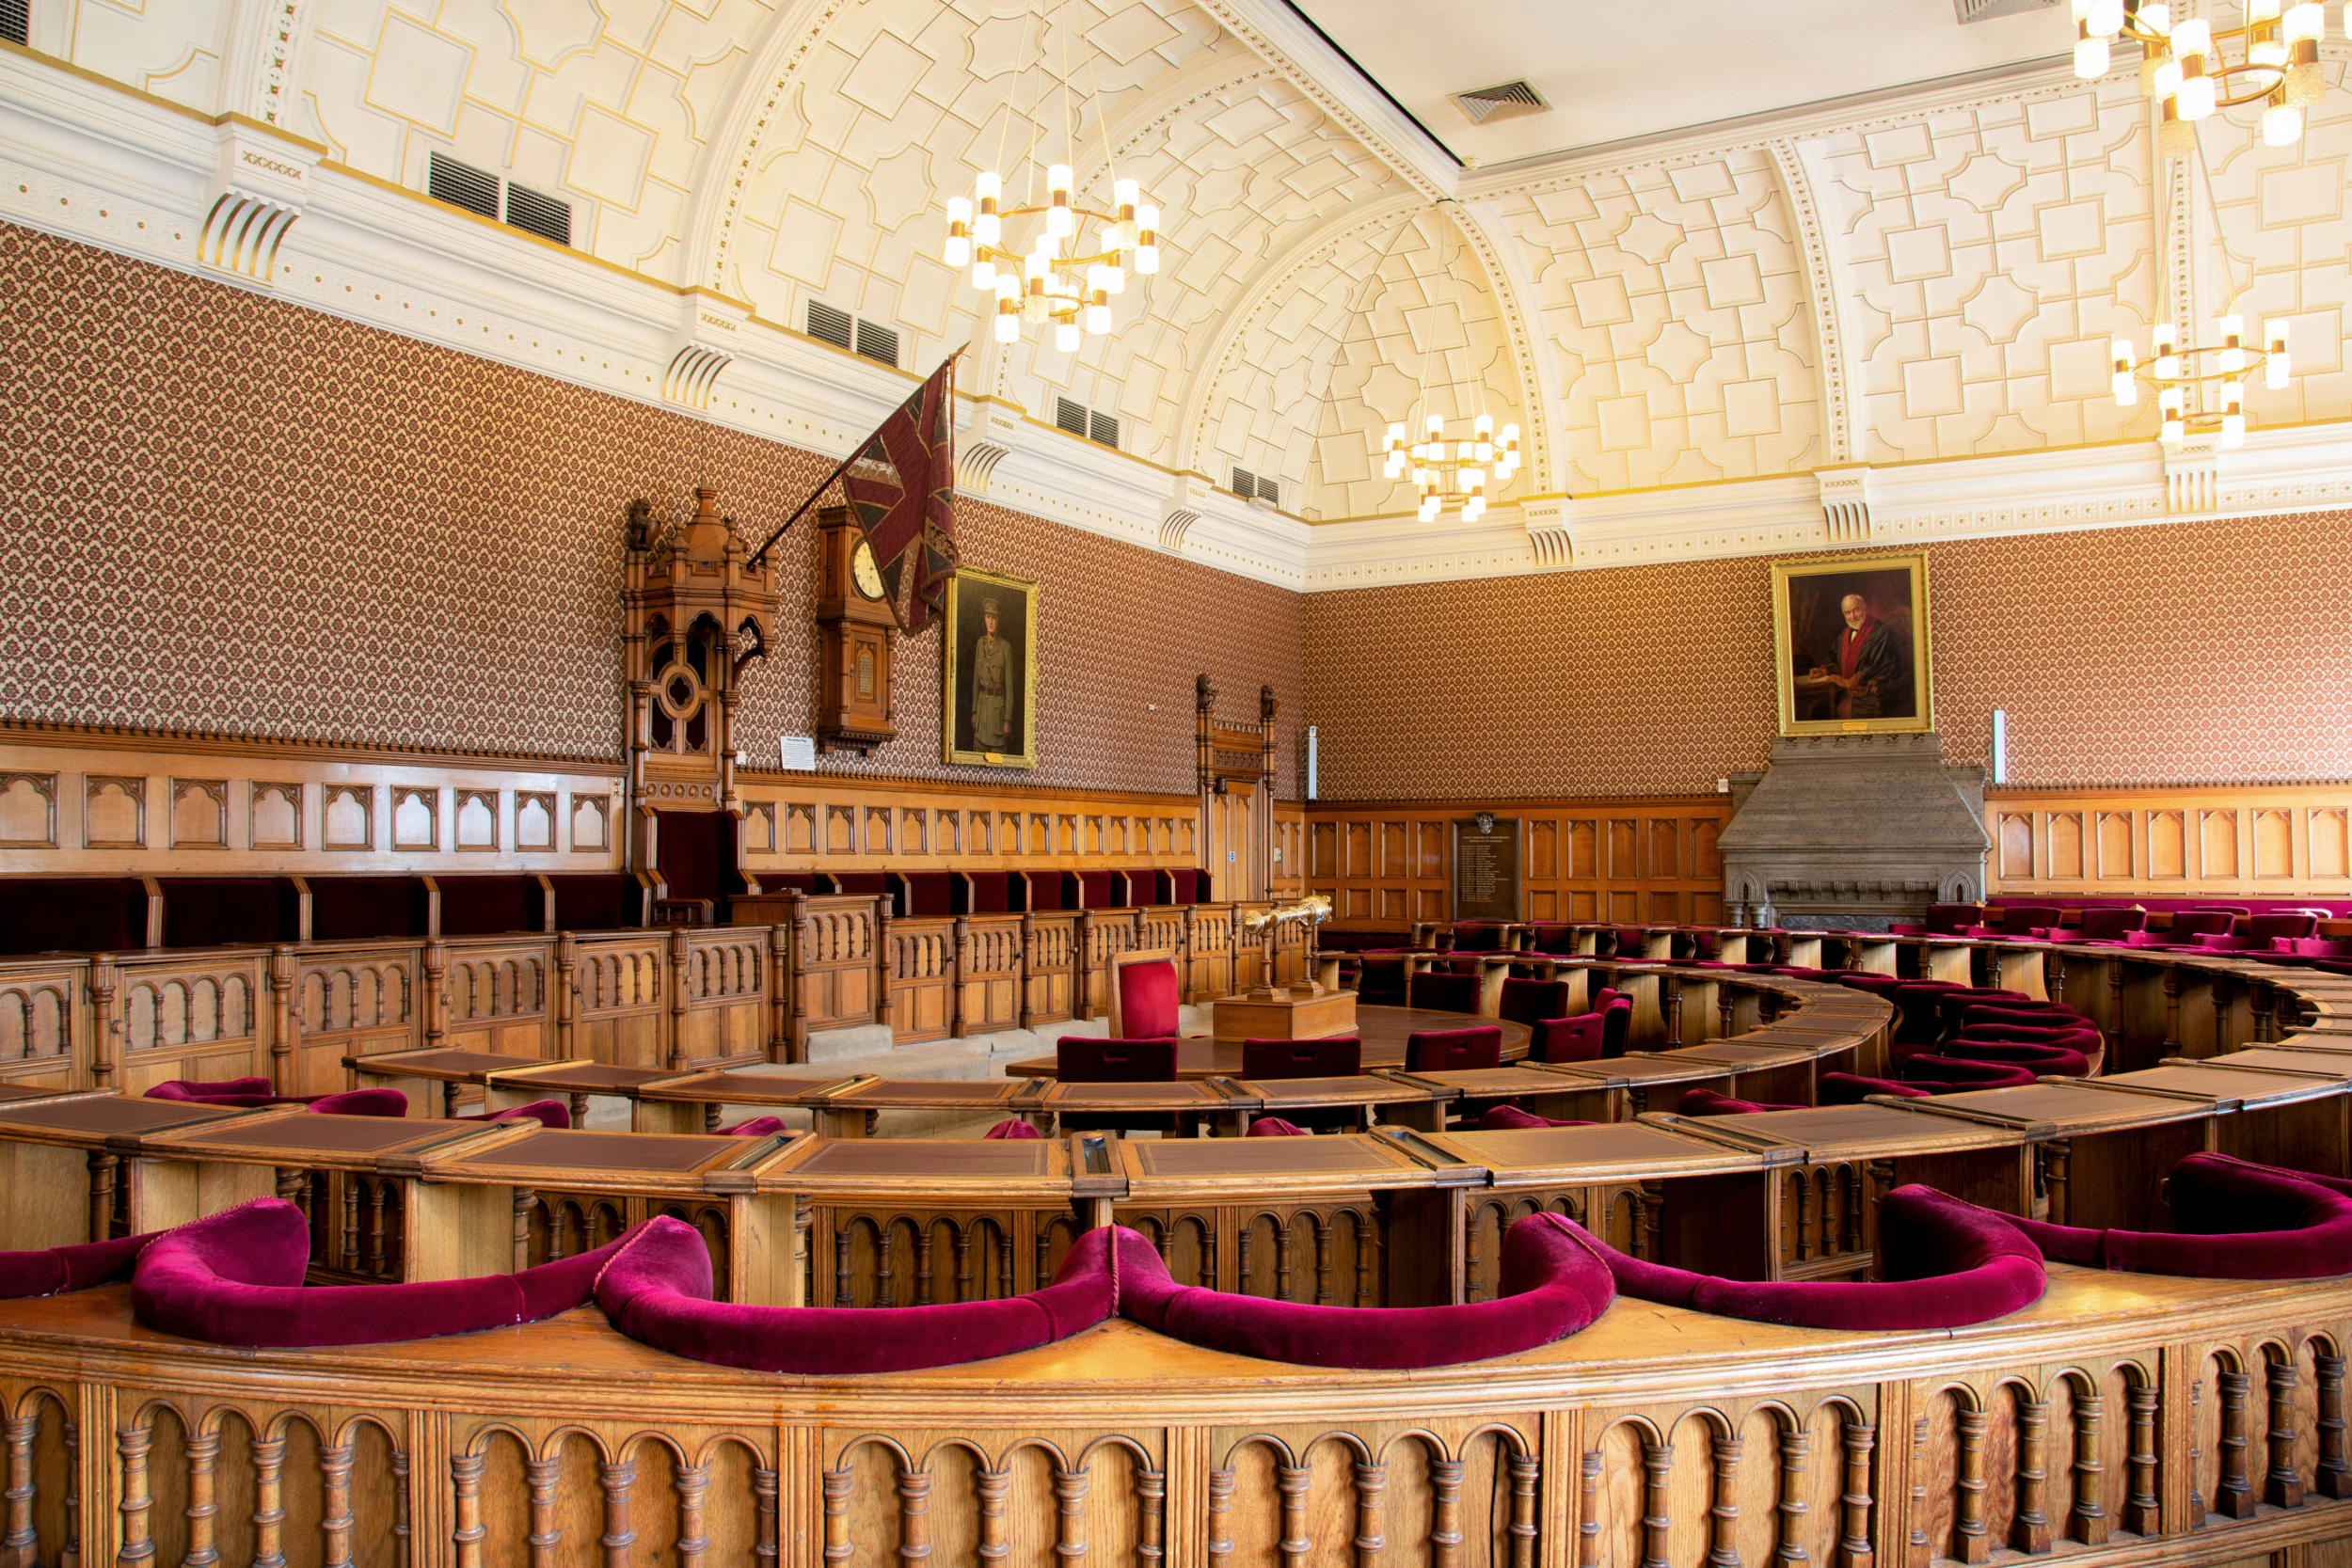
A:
[132, 1198, 631, 1347]
[1531, 1013, 1606, 1064]
[1405, 969, 1483, 1015]
[1899, 1055, 2039, 1092]
[595, 1214, 1117, 1373]
[1403, 1024, 1502, 1072]
[1595, 1186, 2046, 1331]
[1240, 1036, 1361, 1079]
[1106, 954, 1182, 1040]
[1976, 1154, 2352, 1278]
[1110, 1216, 1613, 1368]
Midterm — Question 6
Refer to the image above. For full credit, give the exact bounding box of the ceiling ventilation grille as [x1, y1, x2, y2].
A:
[1953, 0, 2058, 20]
[0, 0, 29, 47]
[1451, 79, 1550, 125]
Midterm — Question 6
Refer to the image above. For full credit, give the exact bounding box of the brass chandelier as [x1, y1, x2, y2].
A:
[2073, 0, 2344, 151]
[2113, 314, 2288, 447]
[1373, 203, 1520, 524]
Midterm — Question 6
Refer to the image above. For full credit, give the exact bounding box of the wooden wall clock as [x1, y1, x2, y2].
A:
[812, 505, 897, 753]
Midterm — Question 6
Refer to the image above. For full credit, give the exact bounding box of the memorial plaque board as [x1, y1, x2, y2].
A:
[1452, 814, 1521, 922]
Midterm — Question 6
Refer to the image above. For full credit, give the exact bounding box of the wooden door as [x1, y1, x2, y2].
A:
[1208, 784, 1267, 903]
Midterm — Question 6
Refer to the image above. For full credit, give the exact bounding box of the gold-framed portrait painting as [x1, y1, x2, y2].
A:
[1772, 553, 1933, 736]
[942, 566, 1039, 768]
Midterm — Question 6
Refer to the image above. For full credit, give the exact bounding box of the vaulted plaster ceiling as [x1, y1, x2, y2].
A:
[7, 0, 2352, 580]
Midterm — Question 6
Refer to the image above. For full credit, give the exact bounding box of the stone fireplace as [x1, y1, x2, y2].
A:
[1717, 733, 1990, 930]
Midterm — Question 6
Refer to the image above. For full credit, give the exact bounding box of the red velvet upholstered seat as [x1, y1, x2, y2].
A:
[304, 1089, 411, 1117]
[1531, 1013, 1605, 1064]
[2036, 907, 2147, 942]
[983, 1118, 1042, 1140]
[1404, 1025, 1502, 1072]
[0, 1230, 157, 1298]
[721, 1116, 787, 1137]
[1820, 1072, 1931, 1104]
[596, 1214, 1117, 1373]
[1899, 1055, 2038, 1091]
[456, 1098, 570, 1129]
[1479, 1105, 1588, 1130]
[1944, 1040, 2092, 1077]
[1498, 977, 1570, 1028]
[1597, 998, 1632, 1056]
[1977, 1154, 2352, 1278]
[1595, 1186, 2044, 1330]
[1115, 958, 1182, 1039]
[1241, 1037, 1360, 1079]
[149, 1076, 272, 1100]
[1055, 1037, 1177, 1082]
[1112, 1216, 1612, 1368]
[132, 1198, 630, 1347]
[1959, 1003, 2085, 1032]
[1677, 1088, 1803, 1116]
[1247, 1117, 1307, 1136]
[1405, 969, 1483, 1014]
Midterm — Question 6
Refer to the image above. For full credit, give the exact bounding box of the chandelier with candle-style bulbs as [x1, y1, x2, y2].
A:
[1371, 203, 1519, 523]
[2113, 314, 2288, 447]
[941, 3, 1161, 352]
[2071, 0, 2345, 152]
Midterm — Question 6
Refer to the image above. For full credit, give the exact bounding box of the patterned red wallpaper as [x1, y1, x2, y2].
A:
[0, 221, 1303, 798]
[1304, 515, 2352, 800]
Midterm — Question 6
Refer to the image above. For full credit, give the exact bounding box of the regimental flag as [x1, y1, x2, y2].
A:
[842, 352, 961, 633]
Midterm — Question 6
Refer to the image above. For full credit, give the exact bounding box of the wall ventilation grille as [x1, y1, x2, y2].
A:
[0, 0, 29, 47]
[1450, 79, 1550, 125]
[806, 303, 899, 366]
[853, 319, 898, 367]
[1229, 467, 1278, 505]
[1056, 398, 1119, 449]
[426, 153, 573, 246]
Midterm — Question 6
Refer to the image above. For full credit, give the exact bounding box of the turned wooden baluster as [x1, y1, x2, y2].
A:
[1506, 1450, 1539, 1568]
[1273, 1222, 1296, 1302]
[914, 1222, 935, 1304]
[86, 1152, 116, 1245]
[1578, 1450, 1603, 1568]
[674, 1462, 709, 1568]
[116, 1415, 155, 1568]
[1773, 1424, 1809, 1566]
[1837, 1418, 1874, 1568]
[1640, 1439, 1673, 1568]
[834, 1229, 855, 1307]
[1721, 990, 1739, 1038]
[753, 1466, 779, 1566]
[897, 1463, 931, 1568]
[821, 1467, 853, 1565]
[1236, 1228, 1255, 1295]
[2159, 967, 2183, 1054]
[1840, 1166, 1864, 1257]
[2067, 1389, 2107, 1544]
[598, 1458, 637, 1568]
[320, 1435, 356, 1568]
[1135, 1465, 1166, 1565]
[275, 1166, 307, 1215]
[2265, 1354, 2305, 1509]
[949, 1225, 973, 1303]
[1464, 1209, 1486, 1305]
[342, 1177, 362, 1272]
[2, 1411, 35, 1568]
[1429, 1457, 1465, 1568]
[1952, 1406, 1989, 1564]
[1353, 1213, 1375, 1307]
[2042, 1141, 2072, 1227]
[2010, 1395, 2050, 1555]
[251, 1430, 287, 1568]
[2319, 1352, 2351, 1498]
[1794, 1171, 1816, 1264]
[1707, 1432, 1742, 1567]
[1271, 1461, 1311, 1566]
[975, 1465, 1010, 1562]
[391, 1446, 412, 1568]
[369, 1183, 392, 1275]
[1311, 1213, 1335, 1305]
[2216, 1368, 2255, 1518]
[877, 1225, 898, 1307]
[1206, 1467, 1234, 1560]
[2125, 1382, 2161, 1532]
[1348, 1459, 1387, 1568]
[1640, 1180, 1666, 1262]
[58, 1414, 79, 1568]
[997, 1231, 1014, 1299]
[512, 1187, 536, 1274]
[1905, 1417, 1929, 1568]
[450, 1452, 486, 1568]
[526, 1456, 562, 1566]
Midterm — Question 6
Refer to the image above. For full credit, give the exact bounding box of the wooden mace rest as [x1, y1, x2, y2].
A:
[1210, 976, 1358, 1042]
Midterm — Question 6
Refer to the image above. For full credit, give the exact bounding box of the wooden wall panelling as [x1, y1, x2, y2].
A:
[674, 927, 770, 1069]
[736, 775, 1201, 877]
[110, 948, 271, 1094]
[434, 937, 555, 1059]
[1024, 912, 1078, 1034]
[568, 932, 667, 1070]
[292, 943, 421, 1095]
[1986, 785, 2352, 901]
[0, 957, 83, 1092]
[1307, 799, 1731, 929]
[886, 918, 956, 1045]
[0, 733, 625, 875]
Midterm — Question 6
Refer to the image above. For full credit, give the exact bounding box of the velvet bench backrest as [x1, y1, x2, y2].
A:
[159, 877, 296, 947]
[0, 1230, 160, 1298]
[596, 1215, 1117, 1373]
[132, 1198, 631, 1347]
[0, 878, 147, 955]
[436, 874, 547, 937]
[547, 873, 642, 931]
[1984, 1154, 2352, 1279]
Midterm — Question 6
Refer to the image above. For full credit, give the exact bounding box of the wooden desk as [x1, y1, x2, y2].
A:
[342, 1047, 550, 1117]
[138, 1108, 527, 1279]
[1422, 1120, 1783, 1289]
[1897, 1079, 2222, 1229]
[2119, 1058, 2352, 1177]
[1645, 1101, 2033, 1280]
[1226, 1072, 1454, 1132]
[1373, 1065, 1609, 1130]
[428, 1126, 800, 1303]
[1530, 1053, 1756, 1120]
[1034, 1078, 1239, 1135]
[480, 1061, 709, 1132]
[755, 1134, 1079, 1306]
[1110, 1129, 1477, 1307]
[643, 1072, 1035, 1138]
[1638, 1039, 1841, 1106]
[0, 1095, 260, 1246]
[1001, 1006, 1534, 1080]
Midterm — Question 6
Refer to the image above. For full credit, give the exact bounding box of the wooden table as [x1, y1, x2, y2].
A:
[0, 1094, 261, 1246]
[343, 1048, 706, 1129]
[1002, 1006, 1534, 1080]
[1895, 1078, 2226, 1229]
[1371, 1065, 1609, 1130]
[633, 1071, 1036, 1137]
[2116, 1057, 2352, 1177]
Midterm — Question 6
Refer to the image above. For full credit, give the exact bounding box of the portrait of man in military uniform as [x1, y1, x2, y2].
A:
[943, 567, 1039, 768]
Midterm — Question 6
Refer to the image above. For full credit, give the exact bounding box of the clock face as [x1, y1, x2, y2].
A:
[850, 540, 886, 600]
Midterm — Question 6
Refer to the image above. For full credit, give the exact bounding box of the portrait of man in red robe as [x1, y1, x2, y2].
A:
[1784, 563, 1921, 726]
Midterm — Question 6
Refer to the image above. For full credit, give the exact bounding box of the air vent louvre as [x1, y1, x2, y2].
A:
[1450, 79, 1550, 125]
[426, 152, 501, 220]
[854, 319, 898, 367]
[1254, 477, 1278, 507]
[1056, 398, 1089, 436]
[1231, 467, 1256, 498]
[806, 301, 854, 352]
[1089, 410, 1119, 449]
[0, 0, 28, 48]
[502, 182, 571, 246]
